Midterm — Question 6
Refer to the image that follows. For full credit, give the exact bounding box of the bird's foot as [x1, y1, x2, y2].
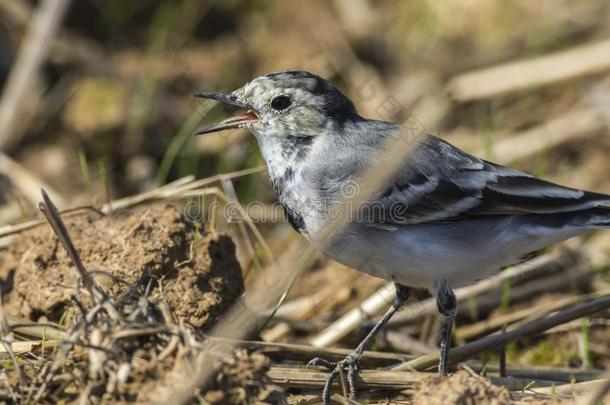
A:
[307, 352, 362, 404]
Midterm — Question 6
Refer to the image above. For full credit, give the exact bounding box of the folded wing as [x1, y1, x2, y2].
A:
[370, 136, 610, 226]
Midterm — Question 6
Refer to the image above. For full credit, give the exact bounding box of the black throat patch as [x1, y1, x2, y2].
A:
[281, 135, 313, 161]
[282, 204, 305, 233]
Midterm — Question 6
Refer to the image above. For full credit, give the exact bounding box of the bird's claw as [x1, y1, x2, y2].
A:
[307, 356, 337, 370]
[307, 352, 362, 404]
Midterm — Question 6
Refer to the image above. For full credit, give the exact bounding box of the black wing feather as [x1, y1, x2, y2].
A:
[370, 135, 610, 226]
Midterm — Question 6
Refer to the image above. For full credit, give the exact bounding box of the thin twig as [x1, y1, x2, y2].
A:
[456, 289, 605, 341]
[469, 362, 606, 383]
[203, 336, 413, 367]
[38, 189, 104, 303]
[103, 166, 265, 214]
[0, 206, 103, 240]
[0, 168, 264, 244]
[393, 293, 610, 372]
[220, 178, 261, 273]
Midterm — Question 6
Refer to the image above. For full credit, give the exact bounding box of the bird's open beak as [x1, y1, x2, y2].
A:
[193, 92, 259, 135]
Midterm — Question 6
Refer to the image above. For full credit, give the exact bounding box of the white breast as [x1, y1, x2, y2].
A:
[313, 216, 583, 290]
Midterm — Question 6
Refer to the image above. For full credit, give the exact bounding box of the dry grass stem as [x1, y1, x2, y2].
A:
[449, 38, 610, 101]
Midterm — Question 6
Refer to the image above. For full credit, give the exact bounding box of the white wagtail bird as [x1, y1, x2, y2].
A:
[194, 70, 610, 402]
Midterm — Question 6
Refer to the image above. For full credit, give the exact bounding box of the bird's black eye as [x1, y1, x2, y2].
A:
[270, 94, 292, 111]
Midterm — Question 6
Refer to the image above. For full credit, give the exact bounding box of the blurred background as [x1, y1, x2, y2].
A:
[2, 0, 610, 376]
[2, 0, 610, 218]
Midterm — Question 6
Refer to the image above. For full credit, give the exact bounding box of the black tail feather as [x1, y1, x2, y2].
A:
[573, 206, 610, 228]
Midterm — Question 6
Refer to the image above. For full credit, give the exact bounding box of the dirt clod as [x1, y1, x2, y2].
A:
[0, 203, 243, 329]
[202, 348, 286, 404]
[0, 203, 257, 403]
[413, 370, 510, 405]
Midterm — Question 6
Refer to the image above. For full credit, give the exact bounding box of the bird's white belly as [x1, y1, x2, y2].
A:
[309, 216, 582, 290]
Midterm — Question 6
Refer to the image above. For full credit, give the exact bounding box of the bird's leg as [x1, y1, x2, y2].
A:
[308, 283, 411, 404]
[435, 281, 457, 376]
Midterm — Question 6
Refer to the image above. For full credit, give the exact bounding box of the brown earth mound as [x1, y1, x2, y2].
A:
[0, 203, 286, 404]
[413, 370, 511, 405]
[0, 204, 243, 329]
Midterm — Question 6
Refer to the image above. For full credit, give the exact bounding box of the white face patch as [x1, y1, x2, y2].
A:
[236, 75, 331, 138]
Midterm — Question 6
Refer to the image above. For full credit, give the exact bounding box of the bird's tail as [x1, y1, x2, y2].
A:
[576, 206, 610, 228]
